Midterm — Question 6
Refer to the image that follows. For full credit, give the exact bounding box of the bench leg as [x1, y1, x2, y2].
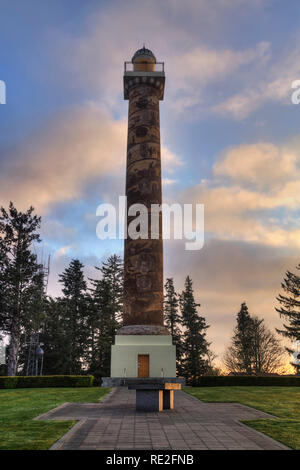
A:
[163, 390, 174, 410]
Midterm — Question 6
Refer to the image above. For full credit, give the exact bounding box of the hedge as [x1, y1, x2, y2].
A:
[188, 375, 300, 387]
[0, 375, 94, 389]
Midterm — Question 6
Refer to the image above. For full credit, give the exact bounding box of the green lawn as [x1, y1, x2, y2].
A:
[0, 387, 111, 450]
[185, 386, 300, 450]
[2, 386, 299, 450]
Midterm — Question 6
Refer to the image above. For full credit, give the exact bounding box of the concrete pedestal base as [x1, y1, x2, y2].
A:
[110, 335, 176, 378]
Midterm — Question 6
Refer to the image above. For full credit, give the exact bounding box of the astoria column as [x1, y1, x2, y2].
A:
[109, 47, 176, 380]
[120, 47, 167, 335]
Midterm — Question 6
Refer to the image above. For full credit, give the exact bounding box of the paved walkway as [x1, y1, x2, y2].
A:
[36, 388, 289, 450]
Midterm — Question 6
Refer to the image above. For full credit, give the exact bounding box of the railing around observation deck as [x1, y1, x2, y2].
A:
[124, 61, 165, 73]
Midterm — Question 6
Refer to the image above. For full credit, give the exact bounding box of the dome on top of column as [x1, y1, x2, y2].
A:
[132, 46, 156, 64]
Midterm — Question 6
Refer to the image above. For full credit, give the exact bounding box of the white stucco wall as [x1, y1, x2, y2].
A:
[111, 335, 176, 377]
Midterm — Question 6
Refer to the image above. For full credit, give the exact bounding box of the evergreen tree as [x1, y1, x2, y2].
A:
[180, 276, 210, 383]
[0, 203, 42, 376]
[40, 298, 67, 375]
[232, 302, 254, 374]
[164, 278, 183, 374]
[87, 279, 115, 377]
[97, 254, 123, 327]
[224, 305, 286, 375]
[87, 254, 123, 378]
[276, 264, 300, 373]
[19, 267, 47, 375]
[58, 259, 88, 374]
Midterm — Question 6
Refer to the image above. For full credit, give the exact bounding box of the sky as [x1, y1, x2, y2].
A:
[0, 0, 299, 366]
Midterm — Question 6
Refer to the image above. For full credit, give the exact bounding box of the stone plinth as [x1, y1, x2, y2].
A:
[117, 325, 169, 335]
[110, 335, 176, 378]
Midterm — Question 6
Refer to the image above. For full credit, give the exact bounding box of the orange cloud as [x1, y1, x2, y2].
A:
[0, 104, 127, 212]
[0, 103, 181, 214]
[165, 237, 297, 365]
[180, 139, 300, 247]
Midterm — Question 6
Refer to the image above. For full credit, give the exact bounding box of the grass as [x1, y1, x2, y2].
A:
[2, 386, 298, 450]
[0, 387, 111, 450]
[185, 386, 300, 450]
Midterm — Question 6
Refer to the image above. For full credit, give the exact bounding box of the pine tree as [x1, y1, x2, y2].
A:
[97, 254, 123, 327]
[232, 302, 254, 374]
[40, 298, 67, 375]
[58, 259, 88, 374]
[164, 278, 183, 374]
[276, 264, 300, 373]
[0, 203, 42, 376]
[87, 254, 123, 378]
[19, 267, 47, 375]
[224, 305, 286, 375]
[87, 279, 115, 377]
[180, 276, 210, 383]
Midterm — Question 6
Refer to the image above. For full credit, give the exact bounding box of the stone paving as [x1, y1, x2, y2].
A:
[36, 387, 289, 450]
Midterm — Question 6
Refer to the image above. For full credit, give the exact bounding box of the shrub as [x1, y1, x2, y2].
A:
[0, 375, 94, 389]
[0, 377, 19, 389]
[188, 375, 300, 387]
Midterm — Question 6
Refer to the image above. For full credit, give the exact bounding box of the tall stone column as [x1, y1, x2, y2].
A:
[109, 48, 176, 379]
[119, 47, 168, 336]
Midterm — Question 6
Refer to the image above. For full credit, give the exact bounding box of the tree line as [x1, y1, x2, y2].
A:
[0, 203, 299, 378]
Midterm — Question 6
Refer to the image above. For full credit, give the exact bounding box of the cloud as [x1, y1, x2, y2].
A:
[179, 138, 300, 247]
[39, 219, 77, 241]
[0, 101, 182, 216]
[213, 38, 300, 119]
[54, 245, 71, 258]
[48, 0, 270, 117]
[164, 239, 299, 362]
[167, 42, 270, 114]
[162, 178, 178, 186]
[161, 146, 183, 173]
[213, 92, 264, 120]
[164, 237, 297, 362]
[0, 104, 127, 212]
[214, 142, 299, 190]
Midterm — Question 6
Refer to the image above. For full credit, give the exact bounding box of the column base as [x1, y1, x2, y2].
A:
[117, 325, 170, 335]
[110, 335, 176, 378]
